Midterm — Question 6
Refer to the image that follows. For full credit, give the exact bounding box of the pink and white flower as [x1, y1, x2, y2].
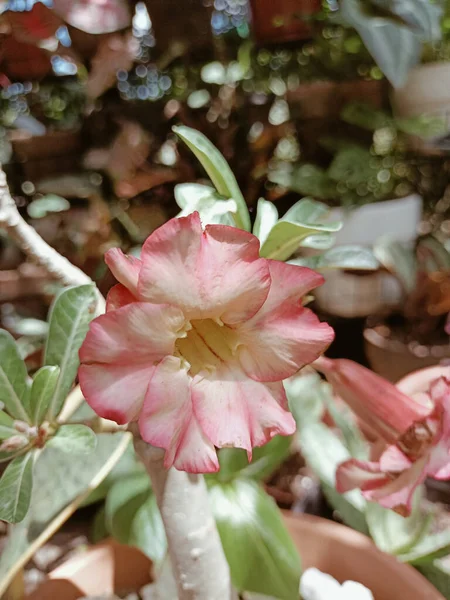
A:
[336, 375, 450, 516]
[79, 212, 333, 473]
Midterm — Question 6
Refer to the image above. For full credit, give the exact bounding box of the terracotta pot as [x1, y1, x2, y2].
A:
[250, 0, 321, 45]
[28, 514, 443, 599]
[26, 540, 153, 600]
[364, 324, 450, 382]
[284, 513, 444, 599]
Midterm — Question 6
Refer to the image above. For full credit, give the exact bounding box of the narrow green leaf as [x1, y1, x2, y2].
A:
[174, 183, 237, 226]
[173, 126, 251, 231]
[0, 330, 30, 422]
[47, 424, 97, 454]
[289, 245, 379, 271]
[284, 370, 327, 427]
[374, 237, 417, 293]
[44, 284, 97, 419]
[298, 422, 368, 534]
[259, 199, 341, 261]
[0, 453, 33, 523]
[253, 199, 279, 246]
[0, 411, 16, 441]
[341, 102, 393, 131]
[30, 366, 60, 426]
[209, 479, 301, 599]
[418, 560, 450, 599]
[130, 493, 167, 564]
[323, 395, 369, 460]
[105, 472, 151, 539]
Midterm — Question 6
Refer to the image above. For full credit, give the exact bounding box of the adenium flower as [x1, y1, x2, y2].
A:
[316, 358, 450, 515]
[79, 212, 333, 473]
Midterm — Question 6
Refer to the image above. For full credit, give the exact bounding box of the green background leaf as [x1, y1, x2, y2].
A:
[44, 284, 96, 420]
[30, 366, 60, 426]
[0, 330, 30, 422]
[47, 424, 97, 454]
[0, 453, 34, 523]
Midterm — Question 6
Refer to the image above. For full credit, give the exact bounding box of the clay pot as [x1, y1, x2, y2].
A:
[26, 540, 153, 600]
[28, 514, 443, 599]
[364, 324, 450, 382]
[250, 0, 321, 45]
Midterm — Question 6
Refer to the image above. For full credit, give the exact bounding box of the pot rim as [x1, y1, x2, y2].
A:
[364, 323, 450, 356]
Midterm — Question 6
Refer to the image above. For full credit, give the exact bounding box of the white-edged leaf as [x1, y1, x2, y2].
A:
[401, 530, 450, 565]
[289, 245, 379, 271]
[209, 478, 301, 599]
[47, 424, 97, 454]
[0, 330, 30, 422]
[259, 198, 341, 261]
[374, 236, 417, 293]
[30, 366, 60, 426]
[0, 453, 33, 523]
[253, 198, 278, 246]
[173, 126, 251, 231]
[44, 284, 97, 420]
[174, 183, 237, 226]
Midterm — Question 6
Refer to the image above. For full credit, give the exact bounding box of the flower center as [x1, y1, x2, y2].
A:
[175, 319, 236, 376]
[398, 421, 435, 460]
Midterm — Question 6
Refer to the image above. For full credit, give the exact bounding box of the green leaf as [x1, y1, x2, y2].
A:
[289, 164, 336, 200]
[0, 411, 16, 440]
[0, 330, 30, 422]
[173, 126, 251, 231]
[298, 422, 368, 534]
[399, 530, 450, 565]
[396, 114, 448, 138]
[44, 284, 97, 420]
[285, 370, 328, 427]
[27, 194, 70, 219]
[365, 488, 431, 555]
[253, 198, 279, 246]
[341, 102, 393, 131]
[174, 183, 237, 226]
[209, 478, 301, 599]
[374, 237, 417, 293]
[340, 0, 421, 87]
[30, 366, 60, 426]
[289, 245, 379, 271]
[215, 435, 292, 483]
[0, 433, 129, 596]
[0, 453, 33, 523]
[259, 198, 341, 261]
[328, 147, 374, 187]
[105, 472, 166, 564]
[323, 395, 368, 460]
[47, 424, 97, 454]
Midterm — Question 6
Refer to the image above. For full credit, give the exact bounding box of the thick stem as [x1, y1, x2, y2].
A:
[0, 165, 105, 313]
[132, 425, 236, 600]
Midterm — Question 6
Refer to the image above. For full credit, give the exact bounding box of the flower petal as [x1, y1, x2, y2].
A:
[106, 284, 136, 311]
[138, 212, 270, 323]
[335, 458, 387, 493]
[139, 356, 219, 473]
[79, 362, 154, 424]
[191, 363, 295, 459]
[379, 445, 412, 472]
[80, 302, 185, 365]
[237, 261, 334, 382]
[105, 248, 142, 296]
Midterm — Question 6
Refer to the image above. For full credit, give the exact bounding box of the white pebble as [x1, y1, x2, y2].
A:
[300, 568, 374, 600]
[341, 581, 374, 599]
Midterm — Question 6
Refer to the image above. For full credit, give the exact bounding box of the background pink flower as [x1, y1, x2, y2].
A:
[79, 212, 334, 473]
[336, 376, 450, 516]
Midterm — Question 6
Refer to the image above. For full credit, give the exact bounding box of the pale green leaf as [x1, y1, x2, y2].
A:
[284, 370, 328, 427]
[259, 198, 341, 261]
[130, 493, 167, 564]
[288, 164, 336, 201]
[173, 126, 250, 231]
[289, 245, 379, 271]
[399, 530, 450, 565]
[0, 433, 129, 595]
[418, 560, 450, 599]
[0, 411, 16, 440]
[0, 453, 33, 523]
[209, 478, 301, 599]
[174, 183, 237, 226]
[366, 488, 432, 555]
[30, 366, 60, 426]
[298, 422, 368, 534]
[44, 284, 97, 419]
[47, 424, 97, 454]
[323, 395, 369, 460]
[341, 102, 393, 131]
[253, 198, 278, 246]
[0, 330, 30, 422]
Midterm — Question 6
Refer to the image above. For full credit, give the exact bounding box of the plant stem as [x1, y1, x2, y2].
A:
[132, 424, 237, 600]
[0, 165, 105, 313]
